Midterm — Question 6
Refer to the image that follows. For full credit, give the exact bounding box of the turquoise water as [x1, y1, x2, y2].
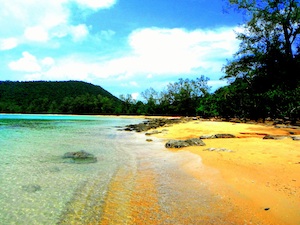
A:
[0, 114, 143, 224]
[0, 114, 235, 224]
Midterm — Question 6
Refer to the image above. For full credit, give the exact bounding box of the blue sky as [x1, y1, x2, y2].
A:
[0, 0, 244, 100]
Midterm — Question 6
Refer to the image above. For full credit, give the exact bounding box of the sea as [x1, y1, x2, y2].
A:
[0, 114, 228, 225]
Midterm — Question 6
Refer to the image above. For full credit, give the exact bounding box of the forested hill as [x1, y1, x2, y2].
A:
[0, 81, 122, 114]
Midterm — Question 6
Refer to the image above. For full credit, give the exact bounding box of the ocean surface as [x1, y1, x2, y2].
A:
[0, 114, 229, 225]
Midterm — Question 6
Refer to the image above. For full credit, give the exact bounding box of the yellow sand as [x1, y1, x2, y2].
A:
[153, 120, 300, 225]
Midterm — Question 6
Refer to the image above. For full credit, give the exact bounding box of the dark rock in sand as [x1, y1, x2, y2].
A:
[263, 135, 288, 140]
[200, 134, 236, 139]
[22, 184, 41, 193]
[291, 136, 300, 141]
[165, 138, 205, 148]
[199, 135, 216, 139]
[215, 134, 236, 138]
[63, 150, 97, 164]
[165, 140, 190, 148]
[204, 148, 233, 153]
[145, 130, 162, 136]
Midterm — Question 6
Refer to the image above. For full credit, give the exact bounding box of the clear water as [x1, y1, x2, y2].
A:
[0, 114, 144, 224]
[0, 114, 235, 225]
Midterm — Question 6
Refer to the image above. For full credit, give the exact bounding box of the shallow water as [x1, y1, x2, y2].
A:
[0, 114, 233, 225]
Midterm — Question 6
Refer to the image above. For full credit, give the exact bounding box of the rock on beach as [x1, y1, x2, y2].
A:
[165, 138, 205, 148]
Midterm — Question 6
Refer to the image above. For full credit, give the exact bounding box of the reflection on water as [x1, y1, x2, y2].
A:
[0, 114, 235, 225]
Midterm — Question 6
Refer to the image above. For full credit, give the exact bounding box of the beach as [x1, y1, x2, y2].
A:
[150, 119, 300, 225]
[1, 114, 299, 224]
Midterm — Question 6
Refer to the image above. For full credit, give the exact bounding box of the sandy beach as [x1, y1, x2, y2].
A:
[151, 119, 300, 225]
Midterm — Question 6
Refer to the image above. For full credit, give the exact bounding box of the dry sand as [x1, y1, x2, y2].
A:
[153, 120, 300, 225]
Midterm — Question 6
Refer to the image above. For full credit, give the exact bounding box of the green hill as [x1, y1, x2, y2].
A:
[0, 80, 122, 114]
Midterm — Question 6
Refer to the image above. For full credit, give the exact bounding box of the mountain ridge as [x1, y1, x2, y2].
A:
[0, 80, 122, 114]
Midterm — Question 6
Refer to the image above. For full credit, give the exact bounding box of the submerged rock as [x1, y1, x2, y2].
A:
[22, 184, 41, 193]
[63, 150, 97, 164]
[49, 166, 61, 173]
[165, 138, 205, 148]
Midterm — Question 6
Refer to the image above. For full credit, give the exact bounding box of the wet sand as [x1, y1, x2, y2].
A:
[56, 117, 299, 224]
[153, 120, 300, 225]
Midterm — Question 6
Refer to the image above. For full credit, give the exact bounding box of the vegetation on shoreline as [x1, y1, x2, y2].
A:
[122, 0, 300, 121]
[1, 1, 299, 121]
[0, 81, 122, 114]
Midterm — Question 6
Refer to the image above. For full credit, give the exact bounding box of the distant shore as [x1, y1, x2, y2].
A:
[130, 117, 300, 225]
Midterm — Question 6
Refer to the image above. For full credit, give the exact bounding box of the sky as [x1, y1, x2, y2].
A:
[0, 0, 244, 100]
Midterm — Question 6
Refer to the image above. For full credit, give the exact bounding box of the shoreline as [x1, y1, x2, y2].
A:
[142, 119, 300, 224]
[2, 114, 299, 223]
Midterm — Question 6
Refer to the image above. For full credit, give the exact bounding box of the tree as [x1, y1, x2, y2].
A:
[140, 76, 210, 116]
[141, 88, 159, 114]
[224, 0, 300, 85]
[164, 76, 210, 115]
[221, 0, 300, 119]
[119, 94, 136, 114]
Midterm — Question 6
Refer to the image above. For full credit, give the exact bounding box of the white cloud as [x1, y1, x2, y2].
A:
[41, 57, 55, 67]
[9, 52, 41, 72]
[70, 24, 89, 42]
[24, 26, 49, 42]
[126, 27, 239, 75]
[147, 74, 153, 79]
[74, 0, 117, 10]
[0, 38, 18, 50]
[0, 0, 115, 48]
[7, 26, 239, 95]
[129, 81, 139, 87]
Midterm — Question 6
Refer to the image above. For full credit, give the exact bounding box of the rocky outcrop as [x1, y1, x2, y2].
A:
[63, 150, 97, 164]
[165, 138, 205, 148]
[124, 118, 186, 132]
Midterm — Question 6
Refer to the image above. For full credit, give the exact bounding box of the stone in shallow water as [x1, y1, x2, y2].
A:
[22, 184, 41, 193]
[49, 166, 61, 172]
[62, 150, 97, 164]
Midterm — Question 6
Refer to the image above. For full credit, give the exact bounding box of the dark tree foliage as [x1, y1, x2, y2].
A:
[224, 0, 300, 86]
[209, 0, 300, 120]
[0, 81, 122, 114]
[139, 76, 211, 116]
